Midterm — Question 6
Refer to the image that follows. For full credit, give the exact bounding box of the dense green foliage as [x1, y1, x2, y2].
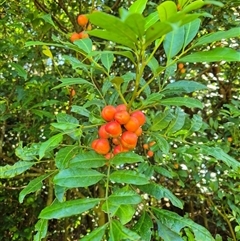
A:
[0, 0, 240, 240]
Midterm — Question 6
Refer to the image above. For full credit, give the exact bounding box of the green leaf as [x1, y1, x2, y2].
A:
[166, 108, 186, 134]
[55, 146, 79, 169]
[39, 133, 63, 159]
[163, 25, 185, 59]
[53, 77, 93, 89]
[195, 27, 240, 47]
[0, 161, 34, 179]
[160, 97, 203, 109]
[183, 18, 201, 49]
[157, 1, 177, 22]
[108, 189, 142, 205]
[151, 109, 174, 131]
[15, 142, 40, 161]
[80, 224, 108, 241]
[110, 170, 149, 185]
[142, 93, 165, 106]
[74, 38, 92, 54]
[110, 220, 141, 241]
[54, 168, 105, 188]
[132, 212, 153, 241]
[129, 0, 148, 14]
[101, 53, 114, 72]
[51, 113, 79, 131]
[201, 146, 240, 171]
[34, 219, 48, 241]
[154, 135, 170, 154]
[69, 152, 106, 169]
[40, 14, 55, 27]
[124, 13, 145, 37]
[181, 0, 205, 14]
[51, 123, 79, 131]
[71, 105, 90, 117]
[19, 173, 53, 203]
[152, 208, 215, 241]
[163, 80, 207, 94]
[54, 185, 66, 202]
[188, 115, 203, 133]
[112, 152, 144, 166]
[157, 220, 183, 241]
[10, 63, 27, 80]
[115, 205, 135, 225]
[179, 48, 240, 62]
[139, 183, 183, 209]
[144, 11, 159, 30]
[39, 198, 100, 219]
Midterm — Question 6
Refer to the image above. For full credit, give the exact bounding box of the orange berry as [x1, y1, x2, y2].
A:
[135, 127, 142, 136]
[121, 131, 138, 150]
[77, 14, 88, 27]
[79, 31, 89, 39]
[91, 138, 110, 155]
[178, 63, 184, 69]
[227, 137, 233, 142]
[180, 68, 186, 74]
[124, 116, 140, 132]
[131, 111, 146, 126]
[112, 137, 120, 145]
[143, 143, 149, 150]
[70, 32, 80, 42]
[147, 150, 154, 157]
[114, 110, 130, 125]
[105, 121, 122, 137]
[116, 104, 127, 112]
[101, 105, 116, 121]
[149, 141, 156, 147]
[105, 152, 114, 160]
[113, 145, 129, 155]
[98, 124, 109, 139]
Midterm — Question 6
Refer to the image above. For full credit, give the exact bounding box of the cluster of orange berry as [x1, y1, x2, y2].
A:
[70, 14, 91, 42]
[143, 141, 155, 157]
[91, 104, 146, 159]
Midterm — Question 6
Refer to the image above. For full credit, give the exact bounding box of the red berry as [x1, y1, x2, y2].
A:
[70, 32, 81, 42]
[114, 110, 130, 124]
[147, 150, 154, 157]
[98, 124, 109, 139]
[121, 131, 138, 150]
[79, 31, 89, 39]
[105, 121, 122, 137]
[124, 116, 140, 132]
[116, 104, 127, 112]
[134, 127, 142, 136]
[131, 111, 146, 126]
[101, 105, 116, 121]
[77, 14, 88, 27]
[91, 138, 110, 155]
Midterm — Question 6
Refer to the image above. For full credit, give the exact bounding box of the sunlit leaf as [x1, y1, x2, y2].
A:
[42, 45, 53, 59]
[53, 78, 93, 89]
[10, 63, 27, 80]
[151, 109, 174, 131]
[115, 205, 135, 225]
[166, 108, 186, 134]
[80, 224, 108, 241]
[112, 152, 144, 166]
[101, 53, 114, 72]
[129, 0, 148, 14]
[34, 219, 48, 241]
[157, 1, 177, 22]
[124, 13, 145, 37]
[73, 38, 92, 54]
[160, 97, 203, 109]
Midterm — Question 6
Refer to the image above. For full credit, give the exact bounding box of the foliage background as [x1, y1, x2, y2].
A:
[0, 0, 240, 240]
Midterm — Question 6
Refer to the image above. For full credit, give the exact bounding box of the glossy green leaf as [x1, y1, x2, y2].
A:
[194, 27, 240, 47]
[154, 135, 170, 154]
[88, 29, 135, 49]
[139, 183, 183, 209]
[80, 224, 108, 241]
[34, 219, 48, 241]
[71, 105, 90, 117]
[160, 97, 203, 109]
[112, 152, 144, 166]
[163, 80, 207, 94]
[110, 220, 141, 241]
[183, 18, 201, 49]
[129, 0, 148, 14]
[19, 172, 53, 203]
[110, 170, 149, 185]
[133, 212, 153, 241]
[144, 11, 159, 30]
[15, 142, 40, 161]
[54, 168, 105, 188]
[115, 205, 135, 225]
[39, 198, 100, 219]
[54, 185, 66, 202]
[74, 38, 92, 54]
[151, 109, 174, 131]
[101, 53, 114, 72]
[69, 152, 106, 169]
[179, 48, 240, 62]
[157, 1, 177, 22]
[39, 133, 63, 159]
[157, 220, 183, 241]
[124, 13, 145, 37]
[51, 123, 79, 131]
[55, 146, 78, 169]
[62, 55, 90, 70]
[201, 146, 240, 171]
[188, 115, 203, 133]
[11, 63, 27, 80]
[147, 56, 159, 74]
[152, 208, 215, 241]
[166, 108, 186, 134]
[163, 25, 185, 59]
[181, 0, 205, 14]
[0, 161, 35, 179]
[142, 93, 165, 106]
[53, 77, 93, 89]
[57, 113, 79, 124]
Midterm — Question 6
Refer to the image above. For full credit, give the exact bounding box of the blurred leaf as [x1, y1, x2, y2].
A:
[112, 152, 144, 166]
[53, 78, 93, 89]
[39, 133, 63, 159]
[151, 109, 174, 131]
[80, 224, 108, 241]
[129, 0, 148, 14]
[145, 11, 159, 30]
[160, 97, 203, 109]
[139, 183, 183, 209]
[40, 14, 55, 27]
[15, 142, 40, 161]
[166, 108, 186, 134]
[39, 198, 100, 219]
[154, 135, 170, 154]
[34, 219, 48, 241]
[53, 168, 105, 188]
[142, 93, 165, 106]
[71, 105, 90, 117]
[51, 123, 79, 131]
[74, 38, 92, 54]
[69, 152, 106, 169]
[153, 209, 215, 241]
[179, 48, 240, 62]
[42, 45, 53, 59]
[55, 146, 78, 169]
[19, 173, 52, 203]
[124, 13, 145, 37]
[132, 212, 153, 241]
[110, 170, 149, 185]
[188, 115, 203, 133]
[54, 185, 66, 202]
[101, 53, 114, 72]
[157, 1, 177, 21]
[10, 63, 27, 80]
[0, 161, 35, 179]
[115, 204, 135, 225]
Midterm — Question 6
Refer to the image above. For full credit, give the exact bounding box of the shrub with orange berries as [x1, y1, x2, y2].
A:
[91, 104, 146, 159]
